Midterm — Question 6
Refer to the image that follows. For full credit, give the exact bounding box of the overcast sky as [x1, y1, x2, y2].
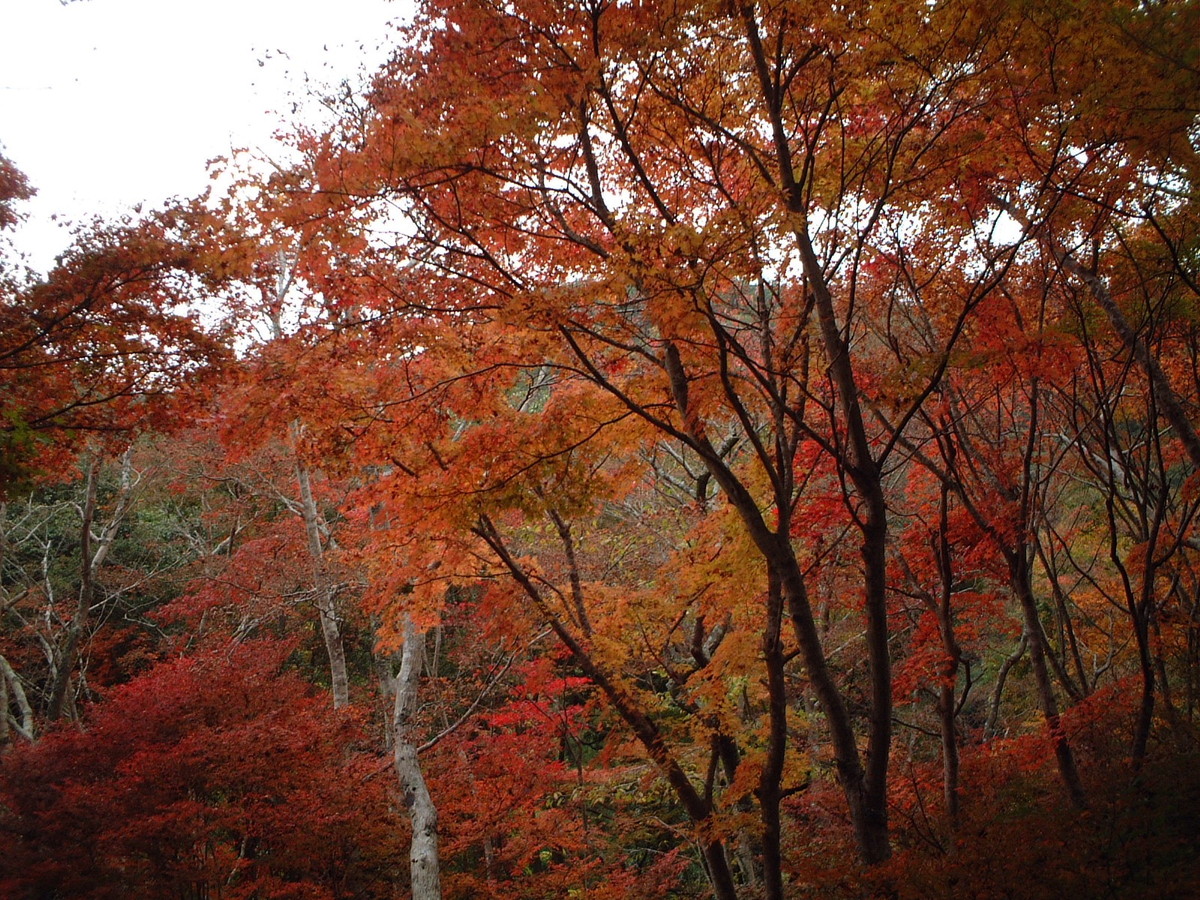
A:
[1, 0, 410, 271]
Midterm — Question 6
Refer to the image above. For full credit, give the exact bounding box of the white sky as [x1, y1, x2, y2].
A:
[1, 0, 410, 272]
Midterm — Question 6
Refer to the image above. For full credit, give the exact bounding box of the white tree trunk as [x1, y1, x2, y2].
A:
[392, 613, 441, 900]
[295, 459, 349, 708]
[0, 654, 34, 745]
[268, 253, 350, 709]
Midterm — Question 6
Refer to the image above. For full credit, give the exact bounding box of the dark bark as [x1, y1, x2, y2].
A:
[474, 517, 742, 900]
[46, 460, 99, 722]
[995, 195, 1200, 471]
[737, 6, 894, 857]
[1008, 554, 1088, 807]
[935, 482, 963, 830]
[758, 571, 788, 900]
[987, 633, 1027, 739]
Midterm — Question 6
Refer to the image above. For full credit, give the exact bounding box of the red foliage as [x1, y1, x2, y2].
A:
[0, 641, 402, 899]
[0, 217, 229, 496]
[0, 152, 33, 231]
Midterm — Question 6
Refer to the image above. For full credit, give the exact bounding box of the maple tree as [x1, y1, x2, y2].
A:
[0, 641, 402, 899]
[977, 0, 1200, 471]
[0, 209, 229, 497]
[281, 0, 1042, 881]
[0, 153, 32, 234]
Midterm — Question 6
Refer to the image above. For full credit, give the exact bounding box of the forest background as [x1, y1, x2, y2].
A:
[3, 1, 1200, 898]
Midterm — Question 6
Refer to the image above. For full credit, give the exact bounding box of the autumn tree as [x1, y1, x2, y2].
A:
[266, 0, 1068, 878]
[978, 0, 1200, 470]
[0, 152, 32, 235]
[0, 641, 402, 899]
[0, 213, 228, 497]
[1039, 241, 1200, 767]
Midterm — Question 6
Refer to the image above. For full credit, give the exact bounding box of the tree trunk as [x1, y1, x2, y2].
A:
[744, 13, 896, 843]
[758, 571, 788, 900]
[295, 459, 350, 708]
[1009, 556, 1087, 807]
[393, 613, 441, 900]
[934, 482, 963, 830]
[270, 258, 350, 709]
[1131, 615, 1155, 767]
[48, 450, 138, 722]
[0, 660, 8, 751]
[475, 517, 742, 900]
[47, 461, 98, 722]
[1130, 568, 1158, 768]
[0, 654, 33, 745]
[986, 636, 1027, 739]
